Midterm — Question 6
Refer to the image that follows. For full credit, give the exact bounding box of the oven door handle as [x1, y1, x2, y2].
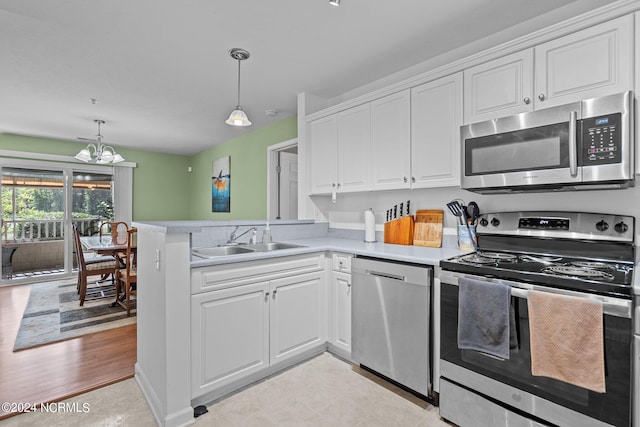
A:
[439, 272, 631, 318]
[509, 286, 630, 318]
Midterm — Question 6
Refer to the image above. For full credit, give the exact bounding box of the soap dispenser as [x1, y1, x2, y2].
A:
[262, 222, 272, 243]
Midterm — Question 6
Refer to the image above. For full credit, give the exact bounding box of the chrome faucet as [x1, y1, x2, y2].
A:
[226, 226, 257, 245]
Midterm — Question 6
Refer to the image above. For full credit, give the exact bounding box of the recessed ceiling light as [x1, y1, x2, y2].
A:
[265, 109, 278, 116]
[329, 0, 340, 6]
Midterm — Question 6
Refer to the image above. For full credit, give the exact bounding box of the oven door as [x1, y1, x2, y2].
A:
[461, 101, 582, 191]
[439, 271, 632, 427]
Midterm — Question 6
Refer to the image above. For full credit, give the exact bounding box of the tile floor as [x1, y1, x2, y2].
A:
[0, 352, 450, 426]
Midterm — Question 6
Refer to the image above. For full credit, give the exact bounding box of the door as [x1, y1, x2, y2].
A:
[269, 272, 324, 364]
[278, 151, 298, 220]
[411, 73, 463, 188]
[463, 49, 534, 124]
[0, 166, 115, 282]
[191, 282, 270, 397]
[534, 15, 633, 109]
[440, 281, 632, 427]
[370, 90, 411, 190]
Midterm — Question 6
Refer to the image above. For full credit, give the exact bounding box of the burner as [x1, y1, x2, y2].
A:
[543, 265, 615, 280]
[460, 252, 518, 265]
[570, 261, 612, 269]
[520, 255, 563, 264]
[477, 252, 518, 262]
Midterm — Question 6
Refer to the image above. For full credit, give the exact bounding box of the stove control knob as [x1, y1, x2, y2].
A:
[490, 217, 500, 227]
[479, 218, 489, 227]
[595, 220, 609, 232]
[614, 221, 628, 233]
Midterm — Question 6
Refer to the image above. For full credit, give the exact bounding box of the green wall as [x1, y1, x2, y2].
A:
[0, 115, 297, 221]
[188, 116, 297, 220]
[0, 133, 191, 221]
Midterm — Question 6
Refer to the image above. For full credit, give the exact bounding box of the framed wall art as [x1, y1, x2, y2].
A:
[212, 156, 230, 212]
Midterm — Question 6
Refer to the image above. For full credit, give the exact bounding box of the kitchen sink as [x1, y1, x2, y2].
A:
[192, 242, 306, 258]
[243, 242, 306, 252]
[192, 246, 255, 258]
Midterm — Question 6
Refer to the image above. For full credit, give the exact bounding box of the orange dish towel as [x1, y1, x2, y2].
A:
[528, 290, 605, 393]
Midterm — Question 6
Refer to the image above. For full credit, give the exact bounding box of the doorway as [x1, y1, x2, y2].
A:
[267, 139, 298, 220]
[0, 162, 116, 284]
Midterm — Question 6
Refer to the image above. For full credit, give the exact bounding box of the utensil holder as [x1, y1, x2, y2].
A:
[458, 225, 476, 251]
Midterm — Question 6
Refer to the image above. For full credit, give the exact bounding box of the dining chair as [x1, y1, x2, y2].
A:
[99, 221, 129, 246]
[73, 224, 119, 306]
[116, 227, 137, 316]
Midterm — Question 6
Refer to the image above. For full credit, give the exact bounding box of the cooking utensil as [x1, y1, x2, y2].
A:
[446, 201, 465, 225]
[467, 201, 480, 225]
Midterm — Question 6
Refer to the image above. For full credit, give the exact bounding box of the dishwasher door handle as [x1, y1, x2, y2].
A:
[366, 270, 406, 282]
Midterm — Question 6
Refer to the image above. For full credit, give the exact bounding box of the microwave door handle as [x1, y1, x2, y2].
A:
[569, 111, 578, 177]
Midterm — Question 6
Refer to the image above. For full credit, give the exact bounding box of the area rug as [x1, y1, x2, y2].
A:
[13, 278, 136, 351]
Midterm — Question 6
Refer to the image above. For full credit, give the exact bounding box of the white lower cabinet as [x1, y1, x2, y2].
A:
[191, 282, 270, 396]
[331, 271, 351, 355]
[328, 253, 352, 357]
[191, 257, 325, 398]
[270, 272, 325, 364]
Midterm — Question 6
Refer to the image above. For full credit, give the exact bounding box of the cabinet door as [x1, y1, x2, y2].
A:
[332, 271, 351, 354]
[337, 104, 371, 192]
[308, 114, 338, 195]
[534, 15, 633, 110]
[370, 90, 411, 190]
[411, 73, 463, 188]
[191, 282, 270, 397]
[269, 271, 324, 364]
[463, 49, 533, 124]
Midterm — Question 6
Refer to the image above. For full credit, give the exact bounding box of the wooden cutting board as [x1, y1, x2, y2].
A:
[383, 216, 415, 245]
[413, 209, 443, 247]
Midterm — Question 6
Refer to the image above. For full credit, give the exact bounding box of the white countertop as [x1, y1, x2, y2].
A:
[190, 237, 467, 268]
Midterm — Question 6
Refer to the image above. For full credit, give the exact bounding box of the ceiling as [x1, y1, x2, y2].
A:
[0, 0, 617, 157]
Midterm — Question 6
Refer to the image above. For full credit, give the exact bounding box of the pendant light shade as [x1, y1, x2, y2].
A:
[226, 48, 252, 127]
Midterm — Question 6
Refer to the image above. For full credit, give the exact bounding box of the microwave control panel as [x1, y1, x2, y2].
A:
[580, 113, 621, 165]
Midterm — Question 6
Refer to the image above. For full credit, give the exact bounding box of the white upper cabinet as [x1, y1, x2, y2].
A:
[464, 15, 633, 124]
[534, 15, 633, 109]
[371, 90, 412, 190]
[411, 73, 463, 188]
[308, 104, 371, 195]
[308, 115, 338, 195]
[337, 104, 371, 193]
[464, 50, 533, 123]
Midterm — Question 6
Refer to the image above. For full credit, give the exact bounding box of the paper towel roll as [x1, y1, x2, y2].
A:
[364, 209, 376, 242]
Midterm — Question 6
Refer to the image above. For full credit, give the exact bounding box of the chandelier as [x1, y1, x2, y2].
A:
[75, 120, 125, 164]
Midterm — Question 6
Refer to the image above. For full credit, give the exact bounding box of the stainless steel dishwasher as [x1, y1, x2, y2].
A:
[352, 256, 433, 398]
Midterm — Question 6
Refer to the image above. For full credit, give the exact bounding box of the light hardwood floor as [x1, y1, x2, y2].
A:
[0, 282, 136, 420]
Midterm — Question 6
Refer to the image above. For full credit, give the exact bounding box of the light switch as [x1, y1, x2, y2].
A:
[155, 249, 160, 270]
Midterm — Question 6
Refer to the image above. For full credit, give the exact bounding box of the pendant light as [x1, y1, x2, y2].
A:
[75, 120, 125, 164]
[225, 48, 252, 127]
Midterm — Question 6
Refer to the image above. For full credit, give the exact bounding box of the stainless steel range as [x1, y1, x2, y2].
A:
[438, 211, 635, 427]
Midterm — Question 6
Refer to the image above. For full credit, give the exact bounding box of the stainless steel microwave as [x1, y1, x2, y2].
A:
[461, 91, 634, 193]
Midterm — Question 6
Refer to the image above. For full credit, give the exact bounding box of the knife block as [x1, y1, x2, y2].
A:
[383, 216, 415, 245]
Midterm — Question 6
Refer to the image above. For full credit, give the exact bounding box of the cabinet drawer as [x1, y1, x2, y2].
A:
[332, 253, 352, 273]
[191, 253, 325, 294]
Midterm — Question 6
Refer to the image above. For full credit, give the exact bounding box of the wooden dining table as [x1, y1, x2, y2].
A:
[80, 235, 135, 257]
[80, 235, 137, 306]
